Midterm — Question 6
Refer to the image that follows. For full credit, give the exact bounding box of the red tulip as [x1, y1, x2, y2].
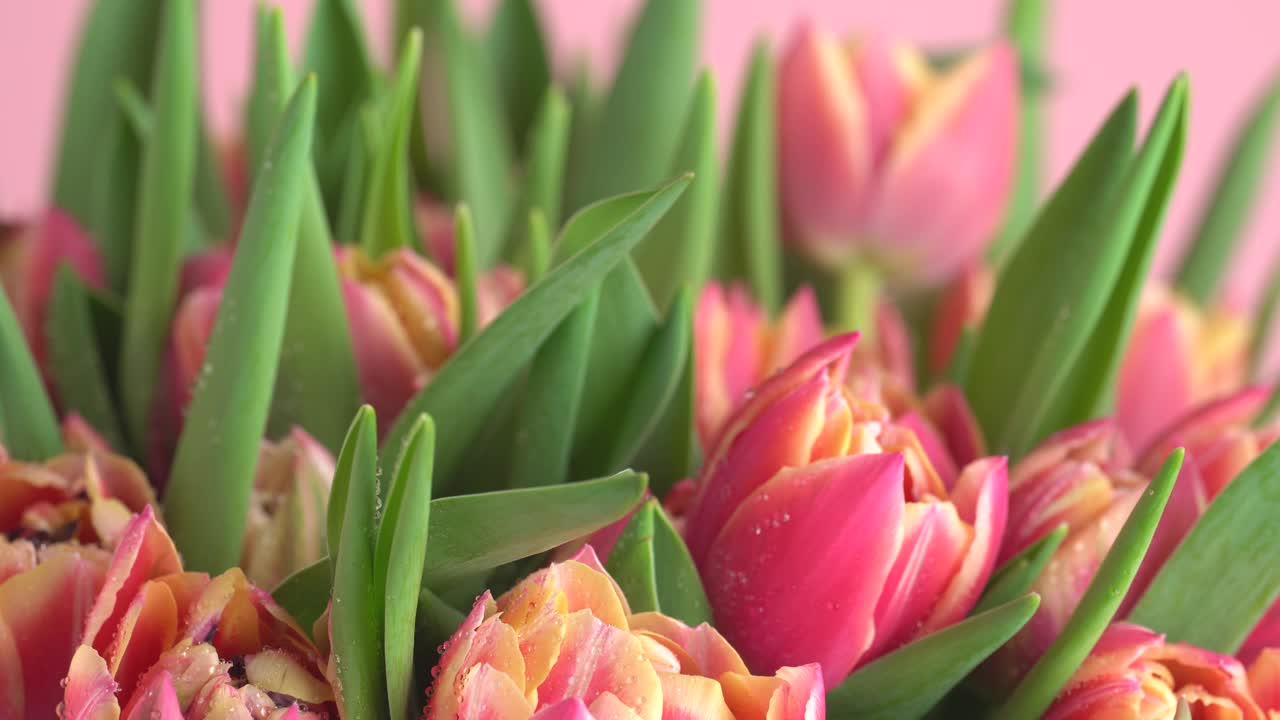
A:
[683, 335, 1006, 684]
[777, 25, 1017, 287]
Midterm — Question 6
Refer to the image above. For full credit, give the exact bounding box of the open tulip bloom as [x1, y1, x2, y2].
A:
[3, 0, 1280, 718]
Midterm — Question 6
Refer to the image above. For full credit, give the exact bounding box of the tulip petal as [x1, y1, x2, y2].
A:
[532, 698, 596, 720]
[121, 671, 184, 720]
[535, 611, 662, 720]
[1117, 303, 1196, 452]
[768, 664, 826, 720]
[694, 283, 767, 449]
[627, 613, 749, 677]
[703, 453, 905, 683]
[84, 508, 182, 653]
[108, 579, 179, 700]
[62, 645, 122, 720]
[340, 277, 425, 424]
[456, 663, 533, 720]
[1249, 649, 1280, 713]
[656, 673, 735, 720]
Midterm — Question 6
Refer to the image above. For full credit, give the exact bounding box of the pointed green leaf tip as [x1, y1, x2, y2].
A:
[164, 77, 318, 574]
[361, 29, 423, 259]
[0, 288, 61, 460]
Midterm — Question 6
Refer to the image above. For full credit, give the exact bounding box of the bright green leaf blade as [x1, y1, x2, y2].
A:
[380, 177, 690, 481]
[650, 502, 712, 626]
[965, 91, 1138, 457]
[632, 333, 699, 498]
[995, 449, 1183, 720]
[568, 0, 699, 209]
[0, 288, 61, 460]
[377, 416, 435, 720]
[635, 71, 719, 311]
[246, 6, 294, 178]
[1130, 440, 1280, 652]
[605, 502, 660, 613]
[1175, 698, 1193, 720]
[1175, 70, 1280, 305]
[1034, 76, 1188, 437]
[328, 405, 376, 577]
[718, 42, 782, 312]
[119, 0, 199, 448]
[454, 205, 480, 344]
[976, 524, 1066, 614]
[828, 594, 1041, 720]
[164, 78, 316, 573]
[94, 83, 147, 293]
[193, 109, 232, 240]
[273, 559, 332, 634]
[46, 269, 127, 452]
[337, 104, 380, 245]
[486, 0, 551, 152]
[51, 0, 164, 225]
[331, 399, 385, 720]
[524, 210, 553, 283]
[507, 86, 571, 263]
[508, 294, 598, 488]
[361, 30, 423, 259]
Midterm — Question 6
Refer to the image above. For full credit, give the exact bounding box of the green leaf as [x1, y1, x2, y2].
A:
[337, 105, 381, 245]
[119, 0, 199, 449]
[193, 110, 232, 240]
[995, 449, 1183, 720]
[988, 0, 1048, 263]
[51, 0, 164, 225]
[330, 402, 386, 720]
[0, 288, 61, 460]
[414, 0, 515, 267]
[380, 177, 690, 481]
[375, 415, 435, 720]
[1175, 698, 1193, 720]
[273, 559, 332, 634]
[507, 294, 598, 488]
[302, 0, 377, 210]
[328, 405, 375, 576]
[965, 89, 1139, 456]
[1175, 69, 1280, 305]
[828, 594, 1041, 720]
[486, 0, 551, 152]
[454, 205, 480, 344]
[1129, 440, 1280, 651]
[245, 6, 294, 179]
[1250, 258, 1280, 381]
[164, 78, 317, 573]
[635, 71, 719, 311]
[650, 501, 712, 625]
[93, 83, 146, 293]
[975, 524, 1066, 614]
[718, 42, 782, 312]
[521, 208, 553, 284]
[507, 87, 571, 262]
[606, 502, 659, 613]
[567, 0, 699, 209]
[361, 30, 423, 259]
[631, 334, 699, 498]
[46, 269, 127, 452]
[1034, 76, 1188, 435]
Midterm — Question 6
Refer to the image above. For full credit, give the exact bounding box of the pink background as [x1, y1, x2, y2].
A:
[2, 1, 1278, 305]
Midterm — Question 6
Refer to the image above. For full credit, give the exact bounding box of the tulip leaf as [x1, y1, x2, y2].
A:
[338, 105, 381, 245]
[1175, 698, 1193, 720]
[302, 0, 377, 211]
[164, 78, 316, 573]
[507, 87, 571, 263]
[975, 524, 1066, 614]
[567, 0, 698, 210]
[994, 449, 1183, 720]
[1250, 260, 1280, 382]
[454, 206, 480, 344]
[375, 415, 435, 720]
[0, 289, 61, 460]
[828, 593, 1041, 720]
[1175, 70, 1280, 305]
[1129, 440, 1280, 652]
[93, 84, 147, 293]
[966, 88, 1140, 456]
[508, 294, 599, 488]
[523, 209, 553, 283]
[413, 0, 514, 267]
[1034, 76, 1188, 436]
[328, 406, 375, 574]
[119, 0, 199, 449]
[361, 31, 423, 259]
[988, 0, 1048, 262]
[486, 0, 551, 152]
[193, 110, 232, 241]
[380, 177, 690, 480]
[51, 0, 164, 226]
[635, 71, 719, 311]
[273, 559, 332, 634]
[606, 502, 660, 613]
[650, 501, 713, 626]
[330, 403, 386, 720]
[245, 6, 294, 179]
[718, 41, 783, 312]
[46, 269, 128, 452]
[632, 336, 700, 498]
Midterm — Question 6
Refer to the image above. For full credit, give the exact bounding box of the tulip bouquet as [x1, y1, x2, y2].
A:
[3, 0, 1280, 717]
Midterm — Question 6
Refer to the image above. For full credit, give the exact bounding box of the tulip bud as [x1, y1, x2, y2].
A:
[1117, 287, 1250, 451]
[927, 261, 994, 376]
[62, 508, 336, 719]
[241, 428, 335, 590]
[1045, 623, 1263, 720]
[777, 25, 1017, 287]
[684, 335, 1007, 684]
[424, 546, 825, 720]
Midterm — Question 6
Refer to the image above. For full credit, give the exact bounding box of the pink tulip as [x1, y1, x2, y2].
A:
[777, 25, 1017, 287]
[927, 261, 994, 377]
[683, 335, 1007, 684]
[1249, 649, 1280, 715]
[1117, 287, 1250, 451]
[423, 546, 825, 720]
[1045, 623, 1263, 720]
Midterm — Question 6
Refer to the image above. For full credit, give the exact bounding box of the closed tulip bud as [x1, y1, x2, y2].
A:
[684, 335, 1007, 684]
[62, 508, 336, 719]
[241, 428, 335, 590]
[1117, 287, 1251, 451]
[424, 546, 825, 720]
[927, 261, 994, 376]
[777, 25, 1017, 287]
[1045, 623, 1263, 720]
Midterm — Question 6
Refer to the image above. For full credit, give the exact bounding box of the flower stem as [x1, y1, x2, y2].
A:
[834, 263, 883, 341]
